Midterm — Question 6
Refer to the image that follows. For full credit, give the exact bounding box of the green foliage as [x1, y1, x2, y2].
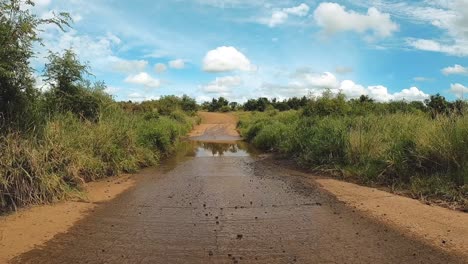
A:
[303, 91, 350, 117]
[0, 1, 199, 212]
[238, 109, 468, 208]
[0, 0, 70, 128]
[42, 50, 111, 121]
[0, 103, 194, 212]
[122, 95, 198, 116]
[202, 97, 229, 112]
[425, 94, 450, 118]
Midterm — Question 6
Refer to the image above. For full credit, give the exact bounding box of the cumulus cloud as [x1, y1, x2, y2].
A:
[203, 46, 255, 72]
[265, 70, 429, 102]
[450, 83, 468, 99]
[313, 3, 398, 38]
[362, 1, 468, 56]
[264, 3, 310, 27]
[284, 3, 310, 17]
[299, 72, 339, 90]
[393, 87, 430, 101]
[124, 72, 161, 88]
[33, 29, 146, 76]
[154, 63, 167, 73]
[169, 59, 185, 69]
[406, 39, 468, 56]
[112, 59, 148, 73]
[442, 64, 468, 75]
[200, 75, 242, 94]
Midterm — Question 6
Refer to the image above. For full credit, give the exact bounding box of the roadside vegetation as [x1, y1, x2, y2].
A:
[237, 93, 468, 210]
[0, 1, 197, 212]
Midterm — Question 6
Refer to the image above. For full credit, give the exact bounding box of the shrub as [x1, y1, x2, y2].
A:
[0, 103, 194, 212]
[237, 110, 467, 207]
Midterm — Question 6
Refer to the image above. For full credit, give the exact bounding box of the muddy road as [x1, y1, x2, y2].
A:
[11, 113, 463, 263]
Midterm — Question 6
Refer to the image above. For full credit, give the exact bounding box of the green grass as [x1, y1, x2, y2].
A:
[237, 110, 468, 209]
[0, 104, 194, 212]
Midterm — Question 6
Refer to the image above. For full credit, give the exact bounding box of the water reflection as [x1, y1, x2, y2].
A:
[188, 141, 256, 157]
[155, 140, 256, 173]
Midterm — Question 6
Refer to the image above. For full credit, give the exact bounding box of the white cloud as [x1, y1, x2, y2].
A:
[203, 46, 255, 72]
[124, 72, 161, 88]
[284, 3, 310, 17]
[300, 72, 339, 90]
[34, 29, 147, 76]
[264, 3, 310, 27]
[450, 83, 468, 99]
[442, 64, 468, 75]
[313, 3, 399, 38]
[339, 80, 367, 98]
[104, 86, 121, 95]
[367, 85, 395, 102]
[200, 75, 242, 94]
[265, 70, 429, 102]
[34, 0, 52, 7]
[407, 38, 468, 56]
[154, 63, 167, 73]
[267, 11, 289, 27]
[195, 95, 212, 103]
[169, 59, 185, 69]
[112, 59, 148, 73]
[359, 1, 468, 56]
[393, 87, 430, 101]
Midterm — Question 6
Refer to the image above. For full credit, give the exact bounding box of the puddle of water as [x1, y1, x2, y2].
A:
[192, 141, 251, 157]
[155, 140, 257, 173]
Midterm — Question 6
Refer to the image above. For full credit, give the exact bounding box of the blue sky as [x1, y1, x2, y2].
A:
[30, 0, 468, 102]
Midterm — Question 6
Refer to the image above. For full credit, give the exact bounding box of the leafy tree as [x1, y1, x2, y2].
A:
[0, 0, 70, 127]
[425, 94, 450, 118]
[303, 91, 349, 117]
[243, 97, 271, 112]
[44, 49, 90, 95]
[204, 97, 229, 112]
[229, 102, 238, 111]
[359, 95, 374, 103]
[44, 49, 108, 120]
[181, 94, 197, 113]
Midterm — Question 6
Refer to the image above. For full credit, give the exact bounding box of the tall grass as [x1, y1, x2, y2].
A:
[238, 110, 468, 209]
[0, 105, 194, 212]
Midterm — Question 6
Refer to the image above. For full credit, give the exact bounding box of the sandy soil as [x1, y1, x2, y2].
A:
[315, 178, 468, 258]
[0, 175, 136, 263]
[188, 112, 241, 141]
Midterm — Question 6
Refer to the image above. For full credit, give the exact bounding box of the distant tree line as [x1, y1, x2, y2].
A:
[201, 92, 467, 118]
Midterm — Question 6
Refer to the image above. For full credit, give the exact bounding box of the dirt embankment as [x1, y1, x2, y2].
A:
[315, 178, 468, 257]
[0, 175, 136, 263]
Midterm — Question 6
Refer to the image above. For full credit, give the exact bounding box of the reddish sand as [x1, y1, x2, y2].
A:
[0, 175, 136, 263]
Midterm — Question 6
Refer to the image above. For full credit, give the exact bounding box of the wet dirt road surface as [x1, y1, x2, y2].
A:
[12, 113, 463, 263]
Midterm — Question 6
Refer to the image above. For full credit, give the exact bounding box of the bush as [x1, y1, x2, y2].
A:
[237, 110, 468, 208]
[0, 102, 195, 212]
[252, 122, 288, 151]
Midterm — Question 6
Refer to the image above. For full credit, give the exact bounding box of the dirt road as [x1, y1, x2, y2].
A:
[10, 113, 465, 263]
